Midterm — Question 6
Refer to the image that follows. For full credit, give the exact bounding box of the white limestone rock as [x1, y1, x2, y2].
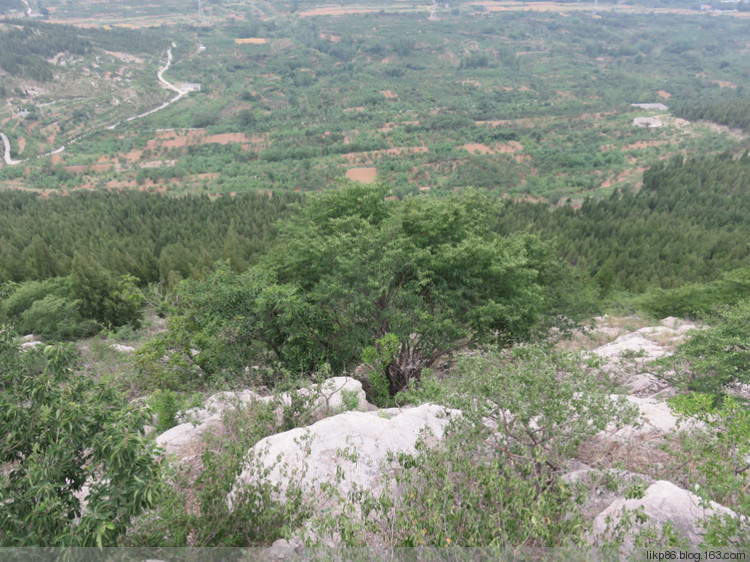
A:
[592, 480, 737, 551]
[228, 403, 459, 511]
[156, 377, 371, 458]
[111, 343, 136, 353]
[602, 395, 694, 441]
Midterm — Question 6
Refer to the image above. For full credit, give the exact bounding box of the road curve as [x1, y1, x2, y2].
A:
[2, 46, 190, 165]
[1, 133, 22, 165]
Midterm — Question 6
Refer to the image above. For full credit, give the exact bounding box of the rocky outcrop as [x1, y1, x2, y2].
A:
[228, 403, 459, 512]
[591, 317, 697, 398]
[157, 377, 368, 457]
[592, 480, 737, 551]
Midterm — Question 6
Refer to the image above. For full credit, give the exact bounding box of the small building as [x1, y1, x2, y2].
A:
[631, 103, 669, 111]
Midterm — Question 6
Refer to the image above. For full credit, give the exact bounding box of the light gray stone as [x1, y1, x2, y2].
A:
[228, 403, 459, 511]
[592, 480, 737, 551]
[156, 377, 372, 458]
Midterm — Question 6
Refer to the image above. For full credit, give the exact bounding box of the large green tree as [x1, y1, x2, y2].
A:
[268, 184, 550, 394]
[147, 185, 578, 395]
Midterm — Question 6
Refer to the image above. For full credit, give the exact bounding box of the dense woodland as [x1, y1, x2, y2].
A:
[498, 153, 750, 290]
[676, 97, 750, 133]
[4, 152, 750, 339]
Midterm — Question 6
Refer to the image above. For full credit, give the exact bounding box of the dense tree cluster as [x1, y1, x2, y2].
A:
[0, 190, 299, 285]
[0, 21, 169, 83]
[675, 97, 750, 133]
[0, 333, 161, 546]
[0, 22, 90, 81]
[497, 153, 750, 292]
[138, 185, 592, 397]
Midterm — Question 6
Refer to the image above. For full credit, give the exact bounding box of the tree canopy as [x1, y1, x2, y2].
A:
[143, 185, 584, 397]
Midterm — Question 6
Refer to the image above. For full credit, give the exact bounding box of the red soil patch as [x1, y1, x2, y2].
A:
[381, 90, 398, 100]
[124, 150, 143, 162]
[715, 80, 737, 89]
[623, 139, 668, 151]
[342, 146, 428, 164]
[461, 143, 495, 155]
[496, 141, 523, 154]
[234, 38, 268, 45]
[201, 133, 251, 145]
[346, 167, 378, 183]
[657, 90, 671, 99]
[17, 136, 25, 155]
[475, 120, 508, 127]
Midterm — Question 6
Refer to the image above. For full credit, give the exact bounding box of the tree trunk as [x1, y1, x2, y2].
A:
[385, 342, 427, 395]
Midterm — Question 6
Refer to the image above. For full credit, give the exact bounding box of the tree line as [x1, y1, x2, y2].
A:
[496, 152, 750, 293]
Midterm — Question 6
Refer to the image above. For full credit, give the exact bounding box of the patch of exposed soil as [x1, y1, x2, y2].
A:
[234, 38, 268, 45]
[461, 143, 494, 155]
[346, 167, 377, 183]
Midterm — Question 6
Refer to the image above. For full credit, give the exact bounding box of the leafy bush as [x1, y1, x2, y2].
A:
[663, 299, 750, 401]
[1, 277, 70, 320]
[124, 394, 313, 546]
[0, 328, 161, 546]
[669, 393, 750, 547]
[151, 389, 180, 433]
[19, 294, 98, 341]
[314, 346, 637, 548]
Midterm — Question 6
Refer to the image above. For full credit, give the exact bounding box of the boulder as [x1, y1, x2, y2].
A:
[228, 403, 459, 511]
[601, 395, 700, 442]
[111, 343, 136, 353]
[156, 377, 371, 458]
[20, 340, 42, 350]
[592, 480, 737, 551]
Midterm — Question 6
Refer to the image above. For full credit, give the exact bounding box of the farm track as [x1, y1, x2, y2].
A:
[1, 47, 190, 166]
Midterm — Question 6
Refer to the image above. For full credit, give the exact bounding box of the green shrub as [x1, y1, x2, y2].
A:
[313, 345, 637, 548]
[124, 395, 313, 546]
[662, 299, 750, 401]
[19, 295, 98, 341]
[2, 277, 70, 320]
[0, 328, 161, 546]
[151, 389, 180, 433]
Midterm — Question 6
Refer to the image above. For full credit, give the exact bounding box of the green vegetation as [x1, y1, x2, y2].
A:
[496, 153, 750, 294]
[3, 6, 749, 199]
[136, 185, 593, 398]
[676, 98, 750, 133]
[0, 331, 161, 546]
[2, 0, 750, 551]
[314, 346, 636, 548]
[0, 190, 298, 284]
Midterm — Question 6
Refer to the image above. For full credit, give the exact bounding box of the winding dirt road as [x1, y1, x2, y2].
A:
[2, 46, 191, 166]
